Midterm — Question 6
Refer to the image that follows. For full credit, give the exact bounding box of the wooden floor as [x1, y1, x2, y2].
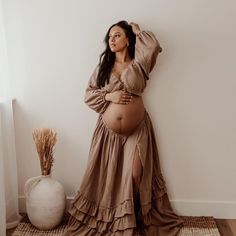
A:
[6, 218, 236, 236]
[215, 219, 236, 236]
[6, 228, 15, 236]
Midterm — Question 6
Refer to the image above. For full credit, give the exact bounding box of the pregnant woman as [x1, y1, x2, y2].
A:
[64, 21, 184, 236]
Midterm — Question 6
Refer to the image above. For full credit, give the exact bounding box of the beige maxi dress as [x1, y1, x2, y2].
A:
[64, 31, 184, 236]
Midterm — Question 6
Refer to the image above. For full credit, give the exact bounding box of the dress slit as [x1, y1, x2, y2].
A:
[64, 111, 184, 236]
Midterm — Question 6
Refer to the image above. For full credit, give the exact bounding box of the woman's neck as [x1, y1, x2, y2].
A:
[115, 50, 131, 63]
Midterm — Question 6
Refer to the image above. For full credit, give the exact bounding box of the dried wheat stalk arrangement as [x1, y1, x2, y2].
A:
[32, 128, 57, 175]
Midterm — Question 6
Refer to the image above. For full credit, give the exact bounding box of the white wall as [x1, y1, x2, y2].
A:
[2, 0, 236, 218]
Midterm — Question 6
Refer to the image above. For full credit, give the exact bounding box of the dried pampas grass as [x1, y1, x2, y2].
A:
[32, 128, 57, 175]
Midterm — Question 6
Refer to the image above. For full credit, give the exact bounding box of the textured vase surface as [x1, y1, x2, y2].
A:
[24, 175, 66, 230]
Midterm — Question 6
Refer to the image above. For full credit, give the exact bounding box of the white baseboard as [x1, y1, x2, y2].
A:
[172, 199, 236, 219]
[19, 195, 236, 219]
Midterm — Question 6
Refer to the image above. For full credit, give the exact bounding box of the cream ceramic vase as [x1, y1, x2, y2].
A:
[24, 175, 66, 230]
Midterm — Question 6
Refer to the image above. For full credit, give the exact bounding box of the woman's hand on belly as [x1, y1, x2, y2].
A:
[105, 90, 133, 105]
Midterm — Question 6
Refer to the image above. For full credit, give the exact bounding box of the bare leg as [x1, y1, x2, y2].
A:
[132, 148, 142, 195]
[132, 147, 143, 224]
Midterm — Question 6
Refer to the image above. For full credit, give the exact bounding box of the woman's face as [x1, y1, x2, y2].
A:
[108, 26, 129, 52]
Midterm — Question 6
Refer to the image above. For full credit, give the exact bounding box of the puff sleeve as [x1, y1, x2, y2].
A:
[84, 65, 110, 114]
[135, 30, 162, 75]
[120, 31, 162, 96]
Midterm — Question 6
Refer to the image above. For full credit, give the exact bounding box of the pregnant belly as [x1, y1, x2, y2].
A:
[102, 96, 145, 135]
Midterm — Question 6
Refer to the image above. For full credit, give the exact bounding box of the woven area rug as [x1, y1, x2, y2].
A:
[12, 215, 221, 236]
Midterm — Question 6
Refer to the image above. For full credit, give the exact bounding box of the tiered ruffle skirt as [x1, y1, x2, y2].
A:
[63, 111, 183, 235]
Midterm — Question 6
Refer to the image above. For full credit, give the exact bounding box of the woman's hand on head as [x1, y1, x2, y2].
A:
[105, 90, 133, 104]
[129, 22, 141, 35]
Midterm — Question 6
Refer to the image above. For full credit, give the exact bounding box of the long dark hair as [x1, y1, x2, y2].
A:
[97, 20, 136, 88]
